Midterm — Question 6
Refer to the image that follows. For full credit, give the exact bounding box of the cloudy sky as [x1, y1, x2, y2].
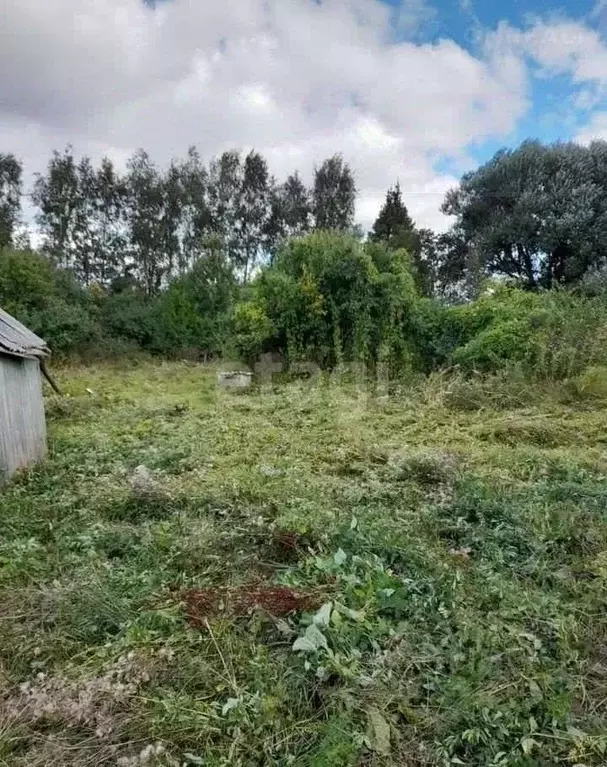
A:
[3, 0, 607, 232]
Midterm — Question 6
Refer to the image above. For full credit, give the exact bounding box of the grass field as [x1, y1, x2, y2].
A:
[1, 361, 607, 766]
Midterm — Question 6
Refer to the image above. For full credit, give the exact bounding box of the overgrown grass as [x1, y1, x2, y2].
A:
[1, 361, 607, 765]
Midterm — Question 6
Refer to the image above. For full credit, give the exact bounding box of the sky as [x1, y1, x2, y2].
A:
[3, 0, 607, 233]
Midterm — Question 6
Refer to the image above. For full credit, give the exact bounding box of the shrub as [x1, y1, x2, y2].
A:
[0, 248, 55, 313]
[0, 248, 104, 357]
[102, 289, 159, 348]
[451, 317, 537, 371]
[231, 301, 274, 368]
[422, 287, 607, 380]
[151, 253, 236, 357]
[254, 267, 327, 363]
[4, 241, 607, 380]
[234, 232, 421, 371]
[23, 298, 102, 358]
[272, 231, 378, 366]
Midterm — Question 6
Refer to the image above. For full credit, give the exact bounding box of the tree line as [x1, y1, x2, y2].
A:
[5, 138, 607, 300]
[3, 138, 607, 367]
[0, 147, 357, 294]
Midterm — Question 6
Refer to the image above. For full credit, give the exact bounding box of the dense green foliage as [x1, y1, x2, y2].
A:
[441, 140, 607, 291]
[415, 285, 607, 378]
[3, 137, 607, 380]
[0, 249, 102, 357]
[3, 236, 607, 382]
[0, 246, 237, 359]
[368, 181, 434, 296]
[233, 233, 418, 371]
[228, 245, 607, 382]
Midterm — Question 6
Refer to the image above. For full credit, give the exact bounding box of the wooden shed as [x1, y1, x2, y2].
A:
[0, 308, 49, 482]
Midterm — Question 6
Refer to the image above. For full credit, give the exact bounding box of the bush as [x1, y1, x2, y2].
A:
[0, 249, 55, 313]
[0, 247, 240, 361]
[235, 232, 421, 371]
[419, 287, 607, 380]
[3, 242, 607, 381]
[151, 253, 236, 357]
[231, 302, 274, 368]
[0, 248, 104, 357]
[272, 231, 378, 366]
[22, 298, 102, 358]
[451, 317, 536, 371]
[102, 289, 159, 349]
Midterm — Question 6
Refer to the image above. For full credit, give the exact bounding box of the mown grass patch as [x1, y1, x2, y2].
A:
[1, 361, 607, 765]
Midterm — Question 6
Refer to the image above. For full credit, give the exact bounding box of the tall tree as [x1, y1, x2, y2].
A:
[93, 158, 127, 286]
[207, 150, 243, 270]
[72, 156, 97, 285]
[0, 154, 22, 250]
[236, 150, 272, 281]
[414, 228, 440, 298]
[269, 171, 311, 243]
[32, 149, 127, 285]
[178, 146, 211, 274]
[125, 150, 166, 296]
[370, 182, 437, 296]
[369, 182, 415, 247]
[161, 160, 184, 281]
[282, 172, 311, 236]
[313, 154, 356, 231]
[32, 147, 80, 268]
[442, 140, 607, 290]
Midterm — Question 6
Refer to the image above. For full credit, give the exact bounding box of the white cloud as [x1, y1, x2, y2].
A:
[486, 18, 607, 88]
[391, 0, 437, 37]
[575, 112, 607, 144]
[0, 0, 540, 232]
[573, 88, 603, 110]
[484, 17, 607, 160]
[528, 23, 607, 84]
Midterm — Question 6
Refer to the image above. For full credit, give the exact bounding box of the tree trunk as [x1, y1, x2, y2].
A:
[545, 257, 553, 290]
[518, 244, 536, 290]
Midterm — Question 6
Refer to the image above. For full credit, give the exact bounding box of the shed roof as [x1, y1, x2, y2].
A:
[0, 308, 49, 359]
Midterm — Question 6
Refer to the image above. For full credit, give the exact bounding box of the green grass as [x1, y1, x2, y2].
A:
[1, 360, 607, 765]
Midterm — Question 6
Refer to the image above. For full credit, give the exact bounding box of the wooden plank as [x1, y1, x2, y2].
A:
[0, 356, 47, 481]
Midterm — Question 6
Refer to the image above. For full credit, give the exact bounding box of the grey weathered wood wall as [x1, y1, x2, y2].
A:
[0, 356, 47, 481]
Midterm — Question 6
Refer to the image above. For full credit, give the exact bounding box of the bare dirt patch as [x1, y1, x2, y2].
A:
[182, 585, 322, 625]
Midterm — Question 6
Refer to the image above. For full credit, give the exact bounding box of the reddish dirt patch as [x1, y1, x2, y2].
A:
[183, 585, 322, 626]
